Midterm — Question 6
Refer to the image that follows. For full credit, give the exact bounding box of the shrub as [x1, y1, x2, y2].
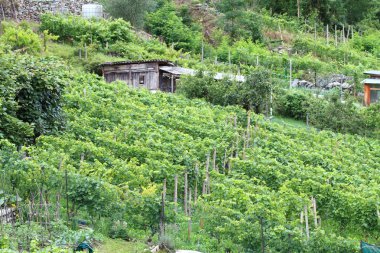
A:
[307, 90, 365, 134]
[145, 2, 202, 52]
[0, 22, 41, 54]
[0, 54, 67, 145]
[275, 89, 311, 120]
[109, 221, 130, 240]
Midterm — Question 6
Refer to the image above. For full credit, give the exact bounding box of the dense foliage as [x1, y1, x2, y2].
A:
[0, 54, 67, 145]
[145, 2, 202, 52]
[177, 68, 273, 113]
[100, 0, 155, 28]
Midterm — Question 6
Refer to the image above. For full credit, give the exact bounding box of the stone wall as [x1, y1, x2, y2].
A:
[2, 0, 95, 21]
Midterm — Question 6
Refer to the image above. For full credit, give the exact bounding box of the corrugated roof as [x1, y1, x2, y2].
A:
[160, 66, 245, 82]
[101, 59, 174, 67]
[361, 79, 380, 84]
[159, 66, 196, 75]
[364, 70, 380, 76]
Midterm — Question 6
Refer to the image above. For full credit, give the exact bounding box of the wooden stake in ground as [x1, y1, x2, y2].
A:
[184, 172, 188, 216]
[326, 24, 329, 45]
[289, 59, 293, 89]
[278, 24, 284, 44]
[304, 205, 310, 240]
[206, 154, 211, 194]
[246, 111, 251, 148]
[159, 191, 166, 239]
[312, 197, 318, 227]
[334, 25, 337, 46]
[213, 148, 217, 171]
[187, 191, 192, 241]
[174, 175, 178, 213]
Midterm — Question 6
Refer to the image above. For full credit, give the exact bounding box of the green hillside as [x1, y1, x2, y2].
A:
[0, 0, 380, 252]
[1, 58, 380, 251]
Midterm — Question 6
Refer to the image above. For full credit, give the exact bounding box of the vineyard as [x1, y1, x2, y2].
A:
[0, 0, 379, 251]
[1, 63, 380, 251]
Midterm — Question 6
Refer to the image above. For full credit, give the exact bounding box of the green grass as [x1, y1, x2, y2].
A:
[271, 115, 309, 129]
[96, 238, 148, 253]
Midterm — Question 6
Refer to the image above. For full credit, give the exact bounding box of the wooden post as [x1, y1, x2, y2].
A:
[297, 0, 300, 18]
[278, 24, 284, 44]
[206, 154, 211, 194]
[84, 44, 88, 60]
[228, 50, 231, 66]
[65, 170, 69, 226]
[326, 24, 329, 45]
[202, 180, 207, 195]
[256, 55, 259, 66]
[188, 191, 192, 241]
[174, 175, 178, 213]
[289, 59, 292, 88]
[235, 134, 239, 159]
[159, 191, 165, 238]
[246, 111, 251, 148]
[334, 25, 337, 46]
[159, 179, 167, 238]
[314, 23, 317, 41]
[304, 205, 310, 240]
[184, 172, 188, 216]
[201, 40, 204, 62]
[342, 25, 345, 43]
[171, 74, 174, 93]
[212, 148, 217, 171]
[312, 197, 318, 227]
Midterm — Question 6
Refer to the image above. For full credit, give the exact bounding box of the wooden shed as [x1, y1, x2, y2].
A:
[362, 70, 380, 106]
[100, 59, 183, 93]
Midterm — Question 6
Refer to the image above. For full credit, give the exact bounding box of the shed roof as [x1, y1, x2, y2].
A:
[160, 66, 196, 75]
[100, 59, 174, 67]
[364, 70, 380, 76]
[361, 79, 380, 84]
[160, 66, 245, 82]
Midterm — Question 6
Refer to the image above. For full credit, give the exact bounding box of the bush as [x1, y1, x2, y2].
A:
[307, 90, 365, 134]
[145, 2, 202, 52]
[0, 22, 42, 54]
[275, 89, 311, 120]
[109, 221, 130, 240]
[0, 54, 67, 145]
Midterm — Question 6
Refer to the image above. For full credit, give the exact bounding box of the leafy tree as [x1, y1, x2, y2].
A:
[217, 0, 263, 42]
[101, 0, 156, 28]
[145, 2, 202, 52]
[238, 68, 272, 112]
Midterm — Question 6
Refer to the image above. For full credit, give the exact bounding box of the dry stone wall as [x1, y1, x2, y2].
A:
[3, 0, 95, 21]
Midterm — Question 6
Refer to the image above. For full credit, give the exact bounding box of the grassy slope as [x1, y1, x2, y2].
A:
[96, 238, 148, 253]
